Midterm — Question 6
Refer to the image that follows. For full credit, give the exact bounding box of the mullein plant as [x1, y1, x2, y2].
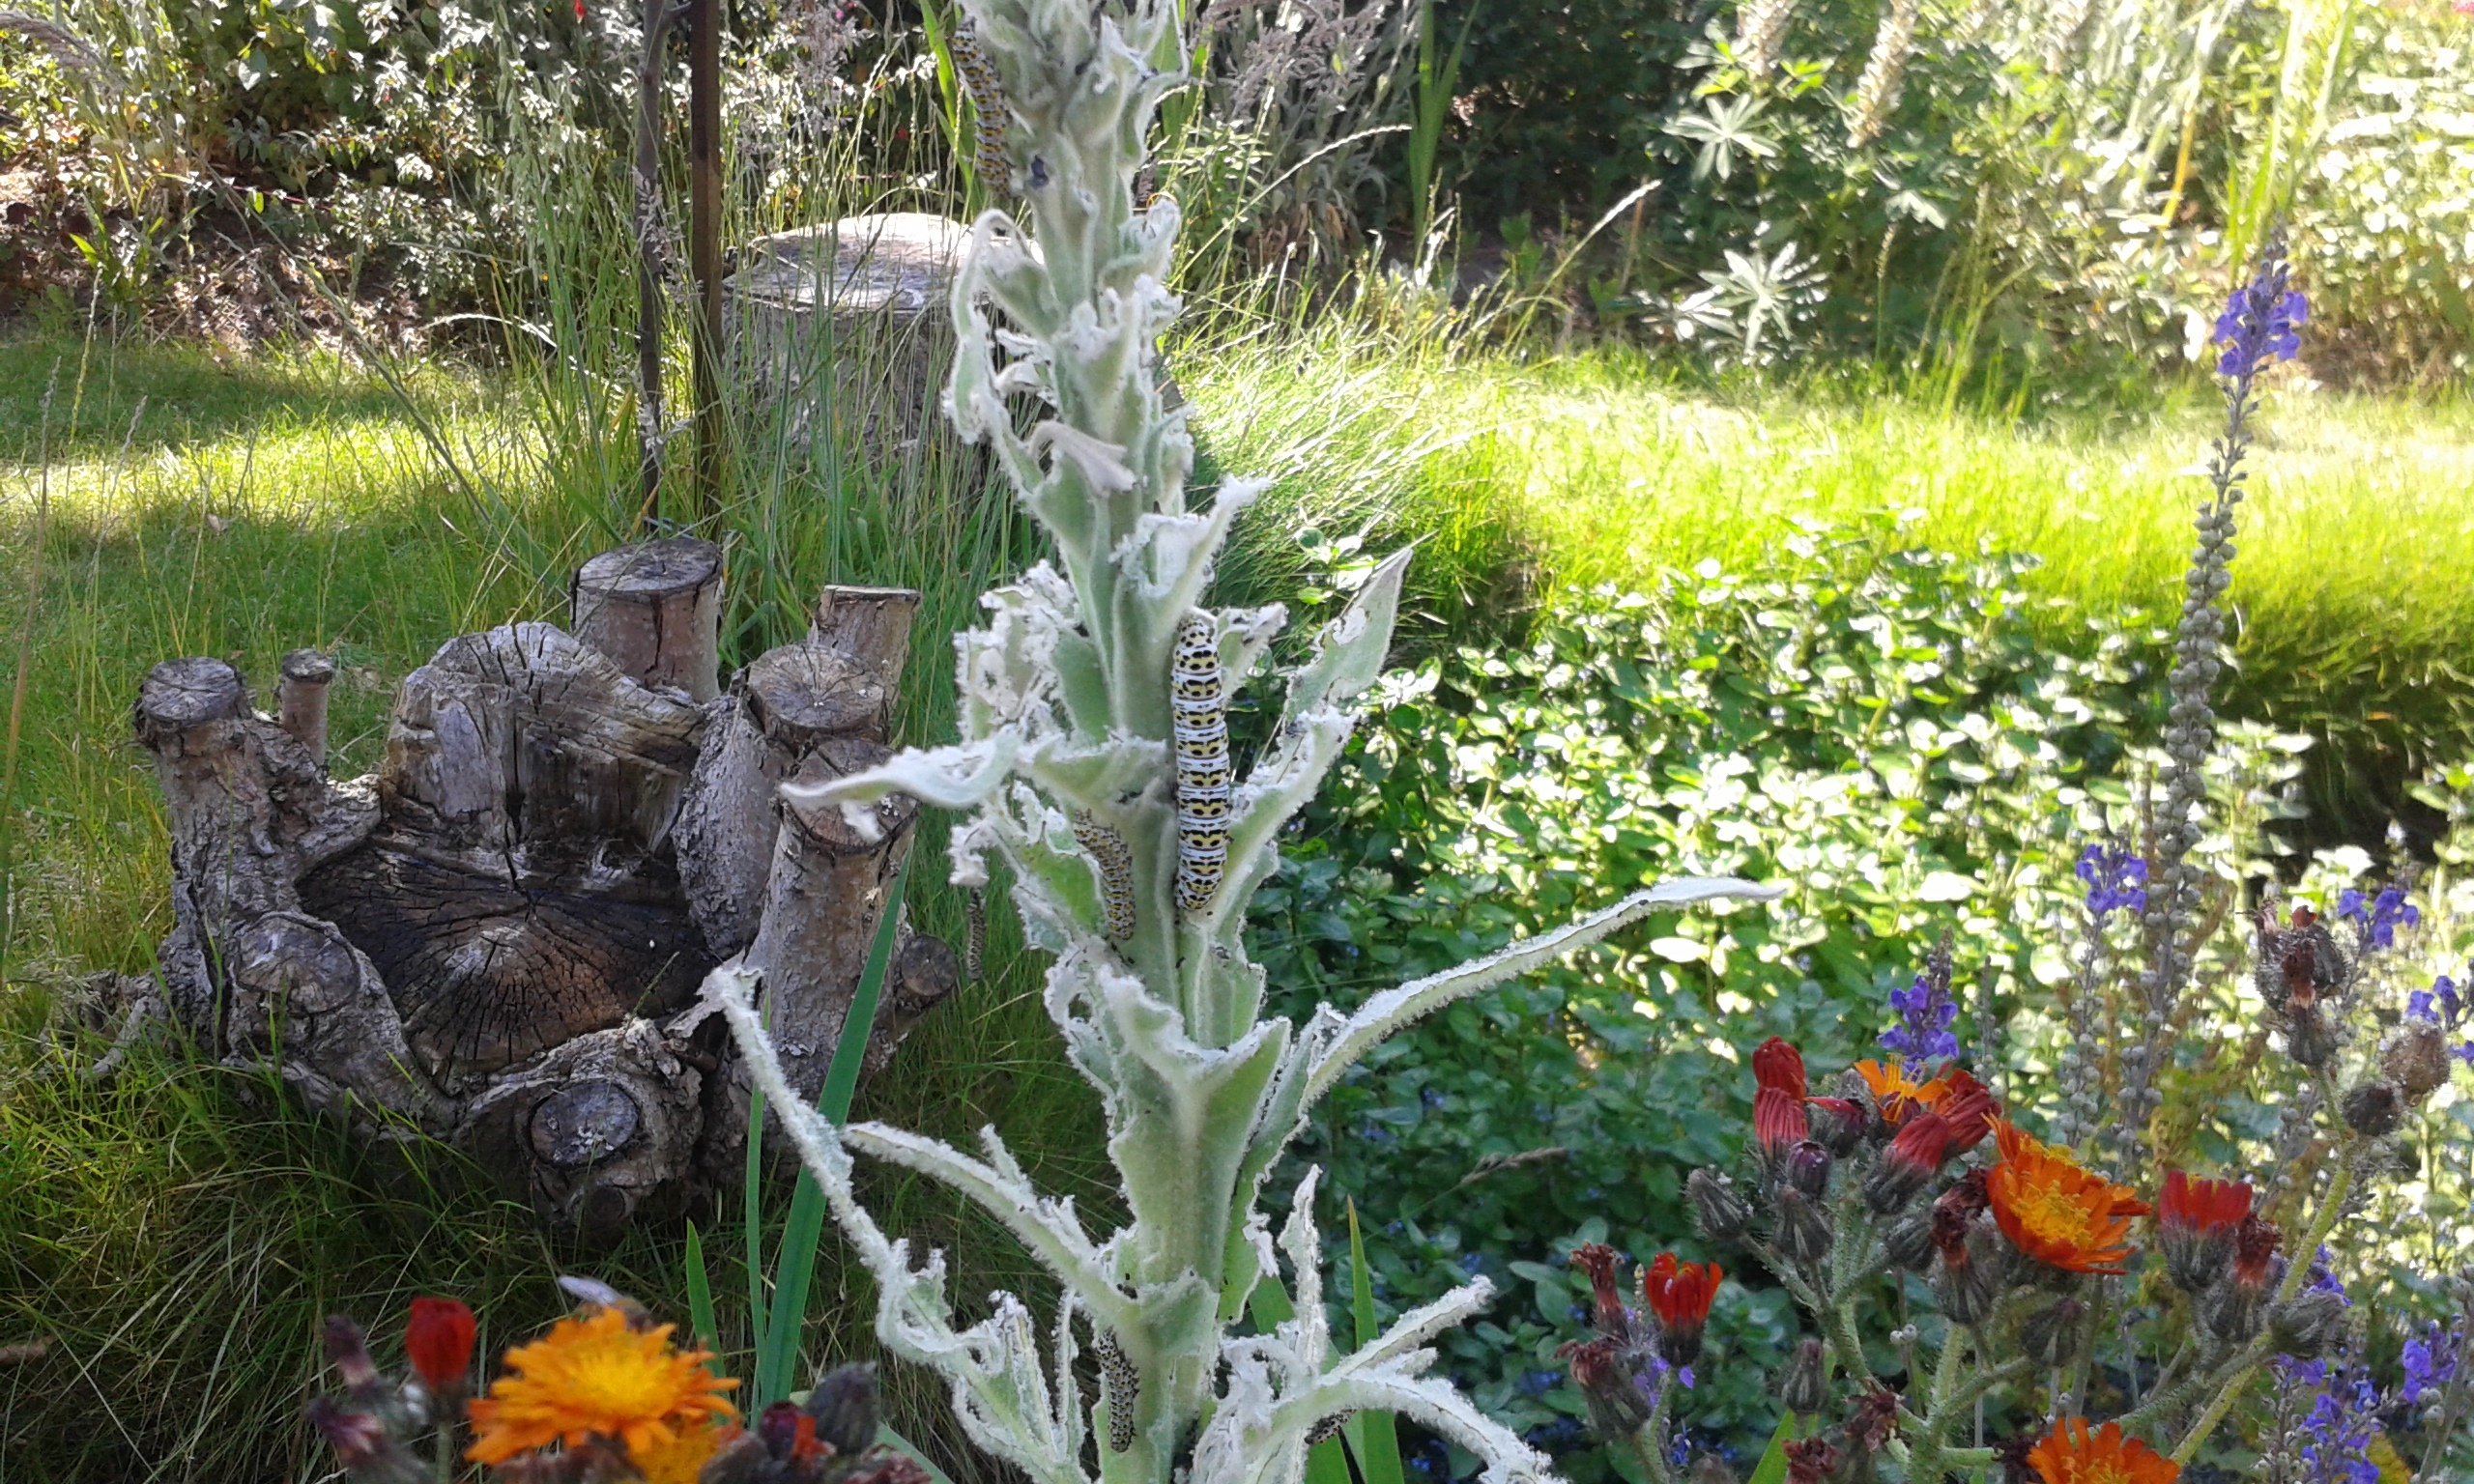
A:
[1558, 237, 2474, 1483]
[689, 7, 1774, 1484]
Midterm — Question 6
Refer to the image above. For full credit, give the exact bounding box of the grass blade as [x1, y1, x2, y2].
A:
[683, 1219, 724, 1378]
[1341, 1199, 1406, 1484]
[754, 855, 911, 1405]
[1744, 1411, 1796, 1484]
[878, 1425, 962, 1484]
[1245, 1276, 1353, 1484]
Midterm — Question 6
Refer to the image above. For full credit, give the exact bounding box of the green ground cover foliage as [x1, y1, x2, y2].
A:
[1247, 528, 2314, 1476]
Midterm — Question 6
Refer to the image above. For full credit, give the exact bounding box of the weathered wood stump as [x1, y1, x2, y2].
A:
[724, 213, 971, 457]
[136, 542, 955, 1239]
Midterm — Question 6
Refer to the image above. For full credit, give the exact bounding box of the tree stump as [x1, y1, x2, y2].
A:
[137, 545, 954, 1239]
[724, 213, 971, 458]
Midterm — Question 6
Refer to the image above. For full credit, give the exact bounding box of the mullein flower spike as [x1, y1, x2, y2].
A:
[700, 10, 1781, 1481]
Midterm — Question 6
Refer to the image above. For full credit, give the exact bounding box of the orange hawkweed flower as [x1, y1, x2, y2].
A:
[2157, 1170, 2255, 1293]
[2025, 1415, 2179, 1484]
[1853, 1057, 1951, 1127]
[1987, 1122, 2150, 1275]
[631, 1417, 727, 1484]
[466, 1306, 737, 1465]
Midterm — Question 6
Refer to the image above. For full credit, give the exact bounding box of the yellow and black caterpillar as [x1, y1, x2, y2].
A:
[1071, 812, 1137, 942]
[1094, 1329, 1140, 1453]
[1171, 612, 1230, 917]
[949, 22, 1013, 197]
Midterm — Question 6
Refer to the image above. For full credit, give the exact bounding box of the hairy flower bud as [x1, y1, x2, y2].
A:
[2200, 1276, 2263, 1345]
[2384, 1019, 2452, 1100]
[1558, 1337, 1652, 1439]
[1773, 1185, 1834, 1264]
[1778, 1337, 1828, 1415]
[1883, 1213, 1938, 1272]
[807, 1362, 881, 1458]
[2285, 1004, 2341, 1068]
[1689, 1167, 1751, 1241]
[307, 1397, 423, 1484]
[404, 1297, 475, 1397]
[2342, 1079, 2402, 1138]
[2023, 1298, 2085, 1366]
[1808, 1096, 1866, 1156]
[2157, 1170, 2253, 1295]
[1863, 1111, 1951, 1213]
[2268, 1288, 2347, 1360]
[1786, 1140, 1833, 1199]
[323, 1315, 383, 1396]
[1934, 1220, 2007, 1327]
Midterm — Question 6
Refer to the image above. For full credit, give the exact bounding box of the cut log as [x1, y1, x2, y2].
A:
[810, 585, 921, 695]
[458, 1017, 703, 1238]
[571, 538, 724, 703]
[278, 648, 336, 764]
[130, 658, 429, 1132]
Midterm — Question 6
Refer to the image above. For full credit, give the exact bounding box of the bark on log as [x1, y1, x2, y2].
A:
[131, 658, 431, 1133]
[277, 648, 335, 765]
[571, 537, 724, 703]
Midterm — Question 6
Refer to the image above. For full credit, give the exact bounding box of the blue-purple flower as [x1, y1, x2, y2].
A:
[2406, 972, 2474, 1070]
[1881, 956, 1960, 1062]
[2336, 885, 2419, 951]
[2402, 1319, 2458, 1407]
[2213, 242, 2309, 380]
[2076, 842, 2149, 919]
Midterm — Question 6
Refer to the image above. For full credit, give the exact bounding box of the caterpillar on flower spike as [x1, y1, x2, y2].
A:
[949, 22, 1013, 197]
[1093, 1329, 1140, 1453]
[1071, 812, 1137, 942]
[1171, 612, 1229, 917]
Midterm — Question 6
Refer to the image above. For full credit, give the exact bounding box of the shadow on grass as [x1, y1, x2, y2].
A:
[0, 324, 419, 466]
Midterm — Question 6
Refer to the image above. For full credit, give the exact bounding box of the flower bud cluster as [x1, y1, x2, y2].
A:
[1554, 1241, 1721, 1444]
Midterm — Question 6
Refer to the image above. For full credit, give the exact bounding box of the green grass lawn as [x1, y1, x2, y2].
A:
[1190, 333, 2474, 825]
[1, 320, 2468, 1480]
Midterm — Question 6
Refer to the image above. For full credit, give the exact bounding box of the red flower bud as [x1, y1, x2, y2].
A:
[1754, 1086, 1810, 1155]
[1752, 1037, 1808, 1099]
[1642, 1252, 1722, 1368]
[404, 1296, 476, 1394]
[1864, 1111, 1953, 1213]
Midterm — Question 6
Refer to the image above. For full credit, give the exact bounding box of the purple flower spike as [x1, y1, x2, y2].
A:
[1881, 940, 1961, 1062]
[2213, 238, 2309, 380]
[2076, 842, 2149, 919]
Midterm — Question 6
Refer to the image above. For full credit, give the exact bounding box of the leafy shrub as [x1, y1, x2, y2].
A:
[1247, 520, 2311, 1474]
[2288, 2, 2474, 381]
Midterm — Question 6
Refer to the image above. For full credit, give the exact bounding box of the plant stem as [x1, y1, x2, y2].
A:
[2169, 1158, 2356, 1466]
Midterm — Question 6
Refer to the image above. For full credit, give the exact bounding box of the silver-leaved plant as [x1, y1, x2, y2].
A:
[705, 6, 1776, 1484]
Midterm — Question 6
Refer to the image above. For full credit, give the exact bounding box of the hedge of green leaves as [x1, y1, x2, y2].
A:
[1246, 520, 2310, 1476]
